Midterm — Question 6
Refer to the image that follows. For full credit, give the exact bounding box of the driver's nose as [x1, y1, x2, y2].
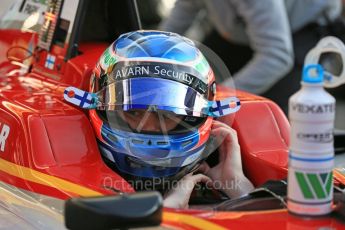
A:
[140, 113, 161, 132]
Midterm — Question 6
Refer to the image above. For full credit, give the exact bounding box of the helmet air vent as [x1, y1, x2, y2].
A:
[157, 141, 168, 146]
[107, 134, 118, 143]
[132, 139, 145, 145]
[181, 140, 193, 147]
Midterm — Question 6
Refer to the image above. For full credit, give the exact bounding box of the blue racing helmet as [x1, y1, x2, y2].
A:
[64, 30, 240, 190]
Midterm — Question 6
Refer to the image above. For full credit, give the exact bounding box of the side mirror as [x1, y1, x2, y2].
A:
[64, 192, 163, 230]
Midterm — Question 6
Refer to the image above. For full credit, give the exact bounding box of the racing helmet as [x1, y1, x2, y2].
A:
[64, 30, 240, 190]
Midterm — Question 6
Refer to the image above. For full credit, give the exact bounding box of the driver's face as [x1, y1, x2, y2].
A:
[119, 110, 183, 133]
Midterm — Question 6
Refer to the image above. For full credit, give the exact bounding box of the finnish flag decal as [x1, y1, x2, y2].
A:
[45, 54, 56, 70]
[64, 86, 97, 109]
[208, 97, 241, 117]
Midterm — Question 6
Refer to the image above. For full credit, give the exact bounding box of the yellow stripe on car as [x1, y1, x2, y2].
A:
[163, 212, 227, 230]
[0, 158, 102, 196]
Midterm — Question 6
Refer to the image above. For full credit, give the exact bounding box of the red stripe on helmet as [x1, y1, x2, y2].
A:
[195, 117, 213, 148]
[208, 69, 215, 84]
[89, 110, 104, 142]
[94, 64, 101, 78]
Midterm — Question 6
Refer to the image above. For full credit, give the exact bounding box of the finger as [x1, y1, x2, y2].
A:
[210, 127, 229, 146]
[177, 174, 212, 196]
[211, 120, 238, 138]
[212, 120, 232, 129]
[211, 127, 239, 149]
[188, 173, 212, 185]
[219, 144, 227, 163]
[211, 127, 234, 152]
[210, 127, 230, 162]
[192, 174, 215, 189]
[211, 120, 238, 136]
[163, 174, 213, 209]
[182, 172, 193, 179]
[211, 125, 238, 139]
[211, 127, 241, 166]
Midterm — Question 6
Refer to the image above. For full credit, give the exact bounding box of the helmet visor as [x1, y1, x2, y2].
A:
[96, 77, 209, 117]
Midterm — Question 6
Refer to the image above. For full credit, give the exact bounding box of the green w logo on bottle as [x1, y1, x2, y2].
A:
[295, 172, 333, 199]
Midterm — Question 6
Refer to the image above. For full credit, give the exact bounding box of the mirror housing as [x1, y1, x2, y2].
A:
[64, 192, 163, 230]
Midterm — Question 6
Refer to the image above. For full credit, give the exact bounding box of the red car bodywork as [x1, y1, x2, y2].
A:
[0, 28, 344, 230]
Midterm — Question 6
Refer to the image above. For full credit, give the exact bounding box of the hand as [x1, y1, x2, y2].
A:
[198, 120, 254, 198]
[163, 173, 212, 209]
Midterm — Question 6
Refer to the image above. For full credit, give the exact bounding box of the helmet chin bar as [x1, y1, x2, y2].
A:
[63, 86, 241, 117]
[304, 36, 345, 88]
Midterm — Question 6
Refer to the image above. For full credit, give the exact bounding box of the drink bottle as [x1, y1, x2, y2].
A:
[287, 64, 335, 216]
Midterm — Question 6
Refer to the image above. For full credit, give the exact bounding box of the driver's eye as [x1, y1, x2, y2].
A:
[126, 111, 140, 117]
[163, 113, 182, 121]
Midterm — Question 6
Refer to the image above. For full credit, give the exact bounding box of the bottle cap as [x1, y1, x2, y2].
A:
[302, 64, 324, 84]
